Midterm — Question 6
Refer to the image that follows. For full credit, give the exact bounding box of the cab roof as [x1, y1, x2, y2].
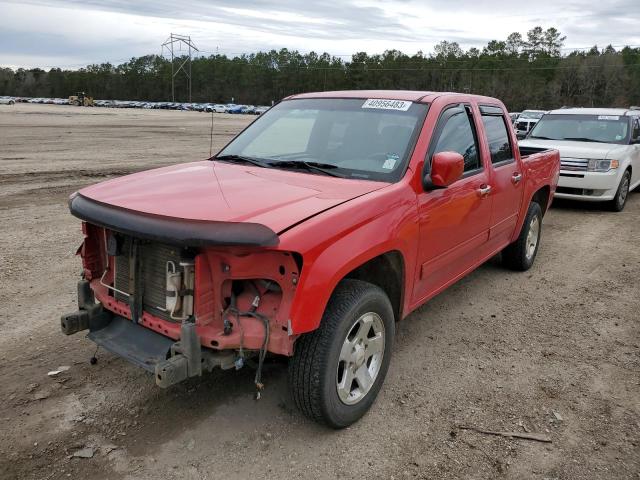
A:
[286, 90, 501, 105]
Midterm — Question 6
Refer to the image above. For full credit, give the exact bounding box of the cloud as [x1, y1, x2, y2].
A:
[1, 0, 639, 69]
[6, 0, 416, 41]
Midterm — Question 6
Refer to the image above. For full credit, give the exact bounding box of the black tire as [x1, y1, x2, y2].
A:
[502, 201, 543, 271]
[288, 279, 395, 428]
[608, 170, 631, 212]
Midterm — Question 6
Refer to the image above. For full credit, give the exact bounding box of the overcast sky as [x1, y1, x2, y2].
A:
[1, 0, 639, 69]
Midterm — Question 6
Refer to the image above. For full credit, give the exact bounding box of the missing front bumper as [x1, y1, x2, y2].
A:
[61, 280, 237, 388]
[85, 314, 236, 387]
[87, 315, 174, 372]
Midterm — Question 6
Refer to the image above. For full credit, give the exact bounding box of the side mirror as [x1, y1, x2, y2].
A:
[424, 151, 464, 190]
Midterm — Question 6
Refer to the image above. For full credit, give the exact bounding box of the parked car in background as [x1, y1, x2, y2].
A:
[227, 105, 245, 114]
[241, 105, 256, 114]
[515, 110, 546, 139]
[62, 90, 559, 428]
[520, 107, 640, 211]
[0, 97, 15, 105]
[206, 104, 227, 113]
[254, 106, 270, 115]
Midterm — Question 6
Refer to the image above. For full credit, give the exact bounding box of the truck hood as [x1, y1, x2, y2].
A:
[77, 160, 388, 235]
[518, 138, 621, 160]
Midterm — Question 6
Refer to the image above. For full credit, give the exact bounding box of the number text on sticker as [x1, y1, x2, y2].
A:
[362, 99, 412, 111]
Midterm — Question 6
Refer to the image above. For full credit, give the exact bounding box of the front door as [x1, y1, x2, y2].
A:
[413, 104, 492, 305]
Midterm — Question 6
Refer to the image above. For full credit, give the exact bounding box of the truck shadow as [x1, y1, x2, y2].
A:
[551, 189, 640, 212]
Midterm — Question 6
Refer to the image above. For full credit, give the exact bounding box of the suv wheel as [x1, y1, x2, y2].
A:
[502, 201, 543, 271]
[288, 279, 394, 428]
[609, 170, 631, 212]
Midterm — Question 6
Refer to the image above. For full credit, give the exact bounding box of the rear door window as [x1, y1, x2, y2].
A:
[481, 114, 514, 165]
[631, 118, 640, 143]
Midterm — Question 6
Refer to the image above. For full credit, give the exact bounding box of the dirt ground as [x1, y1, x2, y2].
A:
[0, 103, 638, 480]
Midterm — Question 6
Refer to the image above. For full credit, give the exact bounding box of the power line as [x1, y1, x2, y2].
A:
[190, 45, 640, 68]
[196, 43, 640, 58]
[149, 61, 640, 73]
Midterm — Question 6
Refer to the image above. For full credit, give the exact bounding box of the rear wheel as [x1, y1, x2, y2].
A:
[609, 170, 630, 212]
[288, 279, 394, 428]
[502, 202, 543, 271]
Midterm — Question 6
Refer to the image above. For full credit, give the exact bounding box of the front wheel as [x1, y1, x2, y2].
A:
[288, 279, 395, 428]
[609, 170, 631, 212]
[502, 201, 543, 271]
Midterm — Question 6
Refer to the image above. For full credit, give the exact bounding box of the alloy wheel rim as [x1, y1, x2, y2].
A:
[526, 215, 540, 260]
[336, 312, 385, 405]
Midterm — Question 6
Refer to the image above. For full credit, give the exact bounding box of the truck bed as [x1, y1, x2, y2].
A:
[519, 145, 554, 159]
[518, 145, 560, 211]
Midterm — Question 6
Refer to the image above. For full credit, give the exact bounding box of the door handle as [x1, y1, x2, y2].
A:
[512, 173, 523, 184]
[477, 184, 492, 197]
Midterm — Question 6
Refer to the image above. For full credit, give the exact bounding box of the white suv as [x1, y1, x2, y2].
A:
[514, 110, 546, 139]
[520, 108, 640, 211]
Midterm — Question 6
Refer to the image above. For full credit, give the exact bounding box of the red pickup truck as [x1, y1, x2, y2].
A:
[62, 91, 559, 427]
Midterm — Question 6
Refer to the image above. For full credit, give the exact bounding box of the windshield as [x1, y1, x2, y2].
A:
[520, 111, 544, 119]
[529, 114, 631, 144]
[216, 98, 428, 182]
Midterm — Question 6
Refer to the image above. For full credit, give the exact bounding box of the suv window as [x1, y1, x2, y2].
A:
[432, 107, 481, 172]
[481, 114, 514, 164]
[631, 118, 640, 143]
[529, 114, 630, 144]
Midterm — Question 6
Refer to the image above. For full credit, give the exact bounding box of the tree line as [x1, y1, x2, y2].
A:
[1, 27, 639, 111]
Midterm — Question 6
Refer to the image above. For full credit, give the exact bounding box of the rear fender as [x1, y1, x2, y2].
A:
[510, 184, 553, 243]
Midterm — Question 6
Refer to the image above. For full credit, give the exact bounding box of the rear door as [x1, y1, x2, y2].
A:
[478, 105, 524, 246]
[413, 103, 492, 304]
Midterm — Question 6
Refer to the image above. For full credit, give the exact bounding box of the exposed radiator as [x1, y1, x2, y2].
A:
[114, 239, 186, 322]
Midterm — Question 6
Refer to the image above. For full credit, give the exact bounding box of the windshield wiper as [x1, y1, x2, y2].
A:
[215, 154, 272, 168]
[270, 160, 345, 178]
[528, 135, 555, 140]
[563, 137, 601, 143]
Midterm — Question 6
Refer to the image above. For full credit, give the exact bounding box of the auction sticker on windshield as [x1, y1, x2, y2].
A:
[598, 115, 620, 120]
[362, 99, 412, 111]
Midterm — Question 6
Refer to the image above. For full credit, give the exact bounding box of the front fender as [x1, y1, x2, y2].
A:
[278, 184, 419, 334]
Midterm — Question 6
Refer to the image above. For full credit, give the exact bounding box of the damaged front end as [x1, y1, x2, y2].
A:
[61, 194, 300, 391]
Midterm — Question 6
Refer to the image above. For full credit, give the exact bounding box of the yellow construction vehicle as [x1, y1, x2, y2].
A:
[68, 92, 94, 107]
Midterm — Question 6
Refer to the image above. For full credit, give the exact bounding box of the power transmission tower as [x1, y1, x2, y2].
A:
[161, 33, 199, 102]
